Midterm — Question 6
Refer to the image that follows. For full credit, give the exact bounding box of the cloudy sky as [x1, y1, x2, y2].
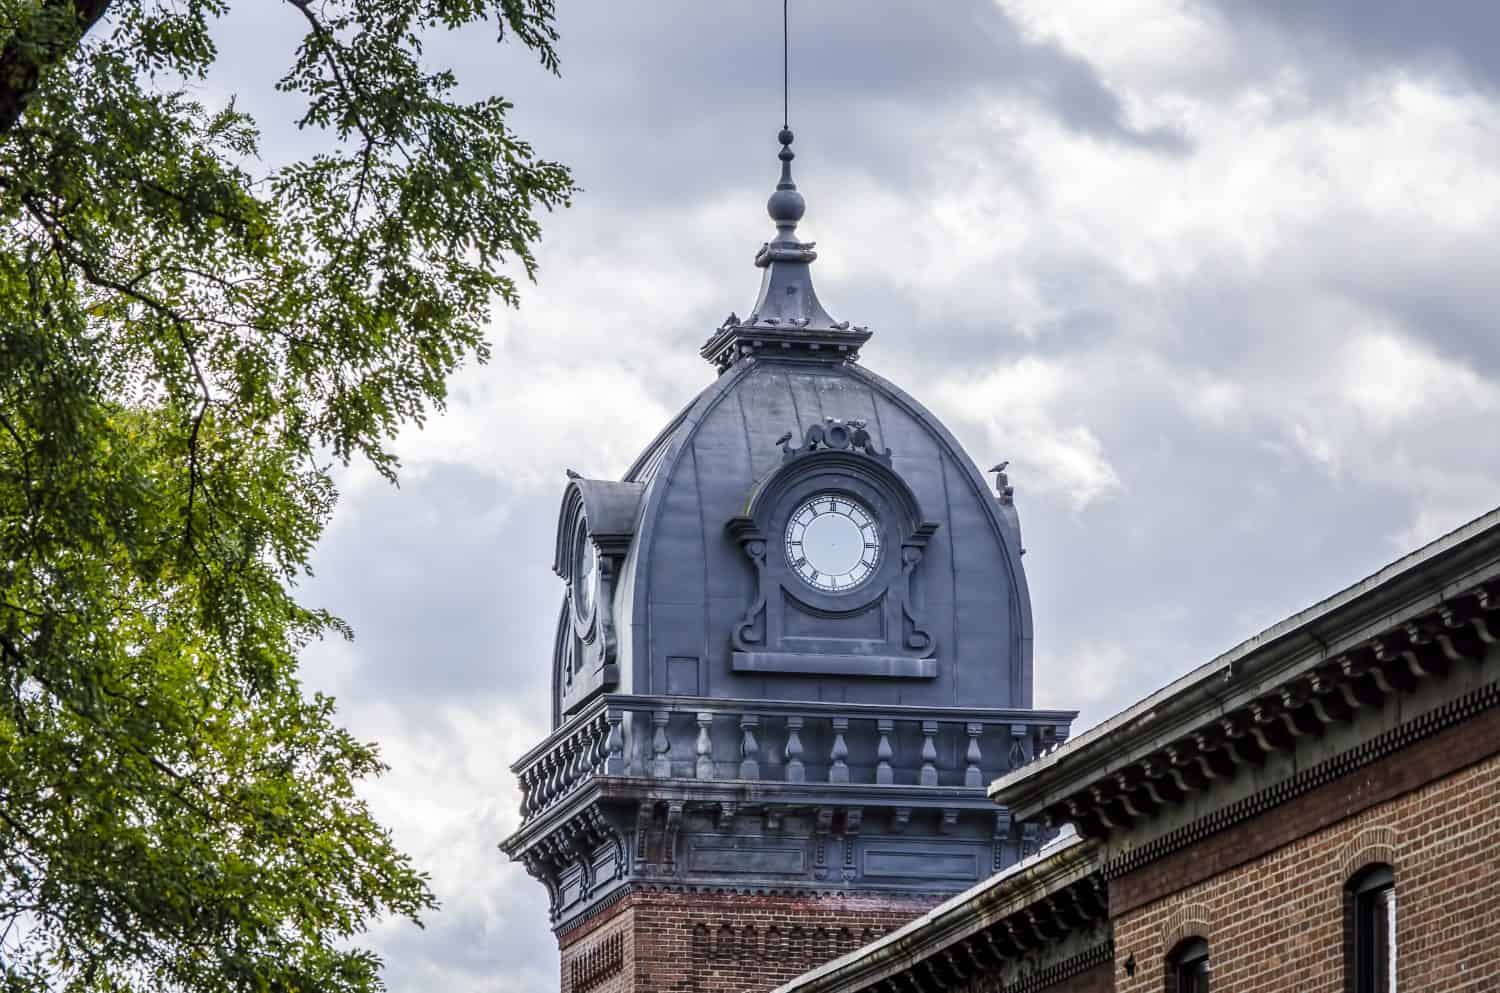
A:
[209, 1, 1500, 989]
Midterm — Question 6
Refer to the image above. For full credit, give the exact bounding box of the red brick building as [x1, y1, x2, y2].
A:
[777, 508, 1500, 993]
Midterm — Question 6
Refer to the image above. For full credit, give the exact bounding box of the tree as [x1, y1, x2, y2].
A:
[0, 1, 574, 989]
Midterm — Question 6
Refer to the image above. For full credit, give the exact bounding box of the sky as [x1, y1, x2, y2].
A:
[207, 2, 1500, 989]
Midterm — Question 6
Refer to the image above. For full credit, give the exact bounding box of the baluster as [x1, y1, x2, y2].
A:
[568, 730, 587, 786]
[604, 708, 625, 775]
[739, 715, 761, 779]
[876, 719, 894, 785]
[1009, 723, 1030, 768]
[518, 767, 534, 818]
[829, 717, 850, 784]
[965, 722, 984, 788]
[563, 736, 581, 793]
[785, 716, 806, 783]
[695, 712, 715, 779]
[574, 731, 591, 786]
[533, 754, 548, 808]
[593, 715, 610, 774]
[540, 753, 557, 807]
[651, 710, 672, 778]
[920, 720, 939, 787]
[588, 720, 606, 776]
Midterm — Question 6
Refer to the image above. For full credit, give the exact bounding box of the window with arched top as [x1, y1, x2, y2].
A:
[1167, 937, 1210, 993]
[1349, 864, 1397, 993]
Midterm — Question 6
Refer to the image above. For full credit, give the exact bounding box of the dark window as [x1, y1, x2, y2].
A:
[1168, 937, 1209, 993]
[1352, 865, 1397, 993]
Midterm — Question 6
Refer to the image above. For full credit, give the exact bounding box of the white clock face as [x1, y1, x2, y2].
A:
[784, 494, 880, 593]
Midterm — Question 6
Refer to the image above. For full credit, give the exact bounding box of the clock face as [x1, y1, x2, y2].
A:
[572, 524, 596, 617]
[784, 493, 880, 593]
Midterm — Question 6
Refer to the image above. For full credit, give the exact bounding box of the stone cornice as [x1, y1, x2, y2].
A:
[988, 508, 1500, 840]
[772, 836, 1105, 993]
[1100, 677, 1500, 882]
[503, 775, 1012, 859]
[699, 321, 873, 372]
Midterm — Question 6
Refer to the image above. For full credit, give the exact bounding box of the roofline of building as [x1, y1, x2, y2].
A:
[989, 505, 1500, 820]
[771, 832, 1098, 993]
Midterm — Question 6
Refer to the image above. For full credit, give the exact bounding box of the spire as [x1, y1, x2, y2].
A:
[697, 130, 871, 372]
[697, 3, 870, 372]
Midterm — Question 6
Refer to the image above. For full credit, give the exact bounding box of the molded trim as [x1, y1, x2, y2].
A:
[732, 651, 937, 678]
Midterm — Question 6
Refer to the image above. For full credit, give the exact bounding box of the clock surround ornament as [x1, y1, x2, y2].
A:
[727, 420, 940, 678]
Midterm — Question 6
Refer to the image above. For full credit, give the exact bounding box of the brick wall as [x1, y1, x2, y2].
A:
[1110, 743, 1500, 993]
[557, 889, 941, 993]
[561, 904, 636, 993]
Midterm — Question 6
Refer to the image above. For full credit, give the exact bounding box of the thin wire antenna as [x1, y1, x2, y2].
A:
[782, 0, 790, 129]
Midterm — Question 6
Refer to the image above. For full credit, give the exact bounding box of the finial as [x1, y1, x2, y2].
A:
[695, 0, 872, 371]
[767, 128, 806, 232]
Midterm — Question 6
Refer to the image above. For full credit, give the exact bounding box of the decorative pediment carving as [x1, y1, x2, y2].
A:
[776, 417, 891, 465]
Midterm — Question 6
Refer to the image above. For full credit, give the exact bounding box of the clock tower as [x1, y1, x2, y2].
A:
[501, 125, 1076, 993]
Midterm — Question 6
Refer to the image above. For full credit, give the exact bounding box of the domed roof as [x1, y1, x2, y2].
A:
[550, 132, 1031, 726]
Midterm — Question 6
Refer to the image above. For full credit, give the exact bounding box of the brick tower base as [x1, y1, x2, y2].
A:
[557, 888, 944, 993]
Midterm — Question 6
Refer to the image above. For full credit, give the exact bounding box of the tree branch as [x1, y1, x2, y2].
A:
[0, 0, 114, 134]
[19, 193, 213, 552]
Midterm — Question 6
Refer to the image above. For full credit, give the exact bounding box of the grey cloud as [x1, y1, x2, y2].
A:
[370, 813, 555, 992]
[305, 462, 561, 708]
[425, 0, 1188, 204]
[1210, 0, 1500, 91]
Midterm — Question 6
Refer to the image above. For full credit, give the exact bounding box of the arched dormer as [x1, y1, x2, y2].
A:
[551, 476, 644, 721]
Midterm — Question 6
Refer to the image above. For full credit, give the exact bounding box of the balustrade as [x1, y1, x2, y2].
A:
[512, 693, 1074, 822]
